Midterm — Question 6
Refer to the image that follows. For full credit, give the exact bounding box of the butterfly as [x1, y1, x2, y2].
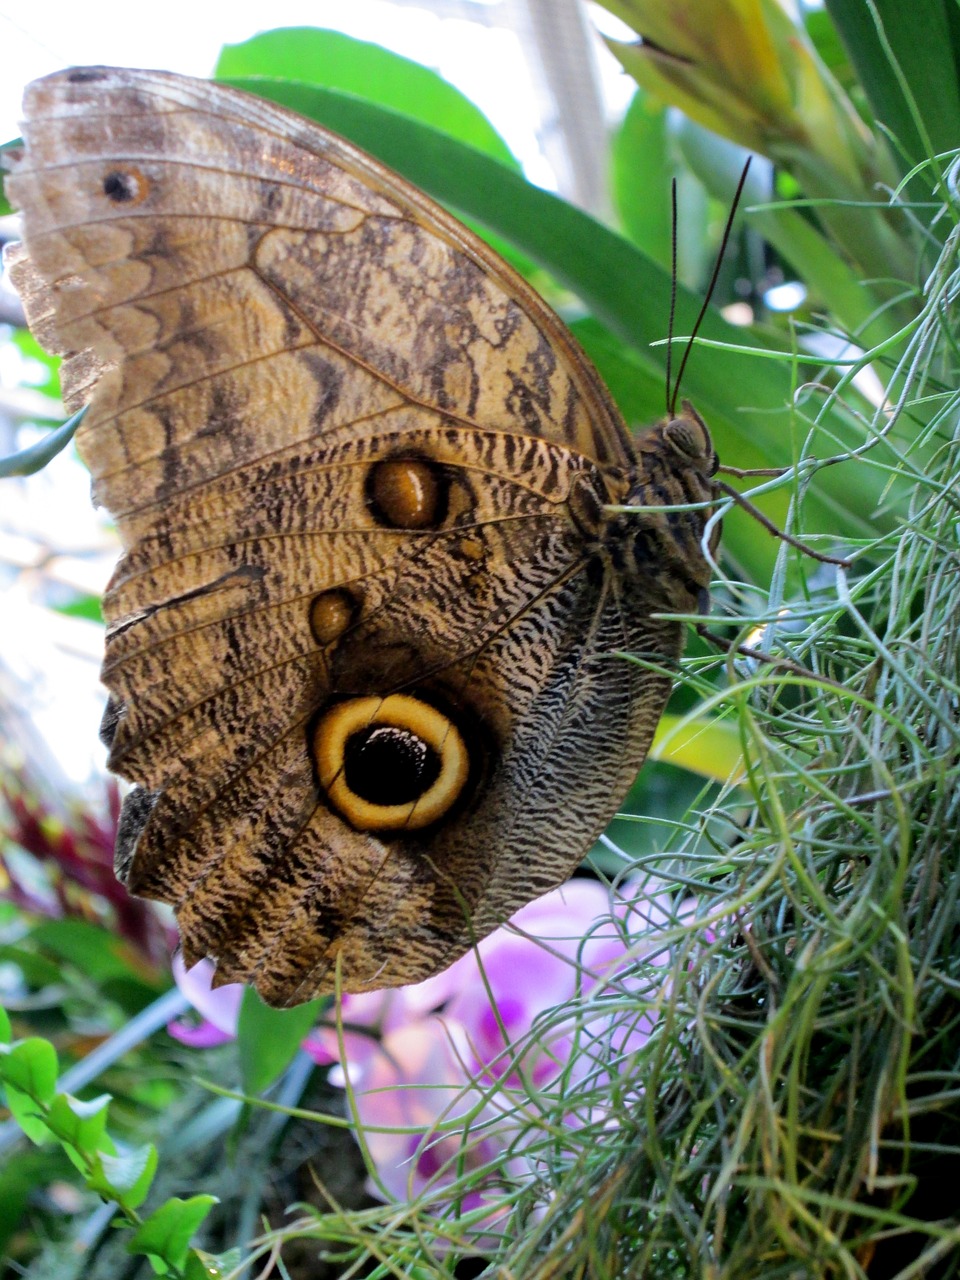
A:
[5, 67, 720, 1006]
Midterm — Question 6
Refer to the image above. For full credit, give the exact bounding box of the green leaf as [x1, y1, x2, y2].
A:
[45, 1092, 111, 1156]
[29, 917, 143, 983]
[3, 1081, 53, 1145]
[220, 76, 893, 578]
[0, 944, 65, 989]
[0, 1006, 10, 1044]
[825, 0, 960, 172]
[184, 1248, 237, 1279]
[237, 989, 323, 1095]
[87, 1143, 158, 1209]
[0, 1153, 69, 1253]
[128, 1195, 218, 1273]
[672, 117, 900, 349]
[11, 326, 63, 398]
[0, 136, 21, 215]
[650, 713, 744, 783]
[0, 1037, 59, 1103]
[216, 27, 518, 168]
[54, 593, 104, 623]
[0, 408, 82, 479]
[611, 90, 672, 267]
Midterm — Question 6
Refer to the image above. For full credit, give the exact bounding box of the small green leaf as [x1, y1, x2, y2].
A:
[0, 1007, 10, 1044]
[2, 1081, 53, 1145]
[0, 1037, 59, 1103]
[237, 989, 323, 1095]
[45, 1093, 111, 1156]
[0, 137, 22, 215]
[185, 1248, 237, 1279]
[128, 1195, 218, 1273]
[87, 1143, 158, 1209]
[10, 327, 63, 398]
[0, 408, 83, 479]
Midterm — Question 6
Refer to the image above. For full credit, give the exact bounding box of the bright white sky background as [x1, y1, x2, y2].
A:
[0, 0, 634, 185]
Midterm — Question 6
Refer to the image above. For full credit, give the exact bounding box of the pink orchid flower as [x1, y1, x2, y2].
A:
[170, 879, 710, 1213]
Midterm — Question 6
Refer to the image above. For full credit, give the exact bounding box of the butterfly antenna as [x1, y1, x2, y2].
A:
[665, 177, 679, 417]
[669, 156, 753, 416]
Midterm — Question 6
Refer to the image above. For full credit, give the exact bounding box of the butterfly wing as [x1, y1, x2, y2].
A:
[7, 68, 683, 1004]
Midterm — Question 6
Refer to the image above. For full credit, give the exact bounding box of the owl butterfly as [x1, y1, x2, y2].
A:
[6, 67, 722, 1007]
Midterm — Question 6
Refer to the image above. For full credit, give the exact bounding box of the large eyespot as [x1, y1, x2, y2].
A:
[312, 694, 470, 831]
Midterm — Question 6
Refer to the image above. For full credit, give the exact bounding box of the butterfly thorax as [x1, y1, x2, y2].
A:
[581, 401, 720, 612]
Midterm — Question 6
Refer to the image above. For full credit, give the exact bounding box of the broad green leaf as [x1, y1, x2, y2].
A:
[0, 944, 66, 988]
[87, 1143, 158, 1209]
[237, 989, 323, 1096]
[45, 1092, 111, 1156]
[651, 713, 745, 783]
[29, 917, 142, 983]
[128, 1195, 218, 1273]
[611, 90, 672, 267]
[0, 1037, 58, 1103]
[568, 317, 665, 431]
[672, 118, 902, 349]
[229, 79, 894, 549]
[825, 0, 960, 174]
[216, 27, 518, 168]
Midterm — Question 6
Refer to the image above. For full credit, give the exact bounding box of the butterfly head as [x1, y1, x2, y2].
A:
[661, 399, 719, 479]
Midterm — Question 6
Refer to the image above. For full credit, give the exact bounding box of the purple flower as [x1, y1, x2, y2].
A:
[168, 954, 243, 1048]
[171, 879, 709, 1217]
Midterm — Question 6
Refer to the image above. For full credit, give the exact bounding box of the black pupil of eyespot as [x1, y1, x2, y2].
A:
[103, 172, 136, 202]
[343, 725, 441, 806]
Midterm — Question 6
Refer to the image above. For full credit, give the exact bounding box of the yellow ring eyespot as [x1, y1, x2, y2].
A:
[313, 694, 470, 832]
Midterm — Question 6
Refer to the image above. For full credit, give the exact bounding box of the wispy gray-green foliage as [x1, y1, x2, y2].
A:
[495, 227, 960, 1277]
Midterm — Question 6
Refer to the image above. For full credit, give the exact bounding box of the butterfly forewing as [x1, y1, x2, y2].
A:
[6, 67, 717, 1004]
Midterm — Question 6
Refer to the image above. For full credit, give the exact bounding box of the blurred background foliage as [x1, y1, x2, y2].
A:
[1, 1, 959, 1276]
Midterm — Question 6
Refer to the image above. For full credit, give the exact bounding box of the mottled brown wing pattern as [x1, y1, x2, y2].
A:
[6, 67, 719, 1005]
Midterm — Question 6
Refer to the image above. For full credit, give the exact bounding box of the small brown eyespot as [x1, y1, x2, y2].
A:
[366, 457, 448, 530]
[102, 167, 151, 206]
[309, 587, 359, 647]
